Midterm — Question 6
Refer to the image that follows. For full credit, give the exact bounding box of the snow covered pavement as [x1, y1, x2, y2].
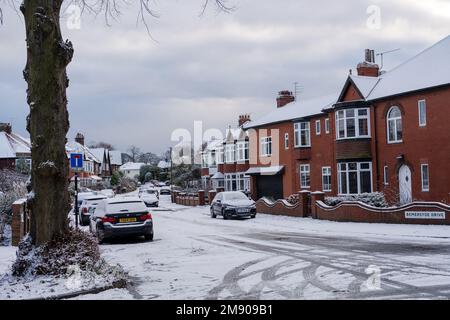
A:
[90, 195, 450, 300]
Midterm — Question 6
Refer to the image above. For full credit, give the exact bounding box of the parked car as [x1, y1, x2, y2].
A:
[139, 189, 159, 207]
[89, 197, 154, 243]
[210, 191, 257, 220]
[159, 187, 171, 195]
[100, 189, 115, 198]
[75, 192, 94, 208]
[79, 194, 108, 226]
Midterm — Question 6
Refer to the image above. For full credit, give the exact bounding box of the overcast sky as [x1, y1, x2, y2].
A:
[1, 0, 449, 154]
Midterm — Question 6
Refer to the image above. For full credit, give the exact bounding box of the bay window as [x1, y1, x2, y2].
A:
[217, 147, 224, 164]
[225, 144, 235, 163]
[336, 108, 370, 139]
[236, 141, 249, 162]
[294, 122, 311, 147]
[338, 162, 372, 194]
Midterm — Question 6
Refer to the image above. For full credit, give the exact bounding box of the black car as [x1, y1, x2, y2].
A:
[210, 191, 257, 220]
[159, 187, 171, 195]
[90, 197, 154, 243]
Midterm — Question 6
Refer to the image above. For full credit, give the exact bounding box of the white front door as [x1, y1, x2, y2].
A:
[399, 165, 412, 204]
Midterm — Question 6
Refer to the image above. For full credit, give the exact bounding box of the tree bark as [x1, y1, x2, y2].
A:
[22, 0, 73, 245]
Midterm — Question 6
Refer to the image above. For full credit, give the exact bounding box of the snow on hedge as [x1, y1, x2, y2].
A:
[324, 192, 388, 208]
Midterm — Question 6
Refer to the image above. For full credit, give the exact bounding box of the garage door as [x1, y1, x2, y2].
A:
[256, 175, 283, 200]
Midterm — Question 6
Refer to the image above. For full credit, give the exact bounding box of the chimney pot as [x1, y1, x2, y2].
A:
[75, 133, 85, 146]
[0, 123, 12, 134]
[277, 90, 295, 108]
[238, 114, 251, 127]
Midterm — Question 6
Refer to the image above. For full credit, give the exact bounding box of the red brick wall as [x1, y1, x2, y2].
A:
[315, 200, 450, 225]
[373, 87, 450, 204]
[0, 158, 15, 170]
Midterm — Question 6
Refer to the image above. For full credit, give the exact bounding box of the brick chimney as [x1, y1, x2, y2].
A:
[277, 90, 295, 108]
[238, 114, 251, 127]
[0, 123, 12, 134]
[75, 133, 85, 146]
[357, 49, 379, 77]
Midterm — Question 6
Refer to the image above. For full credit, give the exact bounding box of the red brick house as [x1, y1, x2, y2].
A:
[0, 123, 32, 173]
[201, 116, 251, 194]
[243, 36, 450, 205]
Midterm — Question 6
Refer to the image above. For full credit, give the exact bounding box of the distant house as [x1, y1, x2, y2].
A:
[0, 123, 32, 173]
[109, 150, 123, 174]
[90, 148, 111, 178]
[66, 133, 102, 187]
[119, 162, 145, 179]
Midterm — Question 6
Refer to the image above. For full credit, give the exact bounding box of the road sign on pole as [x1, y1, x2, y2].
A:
[70, 153, 84, 171]
[70, 153, 83, 228]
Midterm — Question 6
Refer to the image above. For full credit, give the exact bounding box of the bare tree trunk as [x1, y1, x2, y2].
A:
[22, 0, 73, 245]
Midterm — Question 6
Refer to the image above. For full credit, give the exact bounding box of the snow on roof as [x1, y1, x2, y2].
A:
[90, 148, 106, 164]
[0, 131, 31, 159]
[348, 75, 380, 99]
[119, 162, 145, 171]
[109, 150, 123, 166]
[244, 94, 337, 129]
[66, 141, 101, 163]
[211, 172, 224, 180]
[367, 35, 450, 100]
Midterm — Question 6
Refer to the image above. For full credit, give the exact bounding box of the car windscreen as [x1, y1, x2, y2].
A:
[106, 201, 147, 214]
[223, 192, 248, 201]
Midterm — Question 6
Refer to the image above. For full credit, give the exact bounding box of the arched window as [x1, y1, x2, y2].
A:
[387, 106, 402, 143]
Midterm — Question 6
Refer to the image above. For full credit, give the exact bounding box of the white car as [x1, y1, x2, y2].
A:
[100, 189, 115, 198]
[80, 194, 108, 226]
[90, 197, 154, 243]
[139, 189, 159, 207]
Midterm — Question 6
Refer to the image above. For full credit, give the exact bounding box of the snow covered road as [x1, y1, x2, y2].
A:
[87, 195, 450, 300]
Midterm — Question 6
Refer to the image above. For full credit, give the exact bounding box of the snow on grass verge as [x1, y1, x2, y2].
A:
[0, 228, 127, 300]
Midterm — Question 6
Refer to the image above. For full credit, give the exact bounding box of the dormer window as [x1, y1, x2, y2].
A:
[225, 144, 236, 163]
[336, 108, 370, 139]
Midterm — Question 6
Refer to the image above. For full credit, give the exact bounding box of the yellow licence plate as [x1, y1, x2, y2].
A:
[119, 218, 137, 223]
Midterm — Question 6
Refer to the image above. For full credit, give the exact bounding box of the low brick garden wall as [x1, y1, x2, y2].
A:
[11, 198, 31, 246]
[314, 200, 450, 225]
[256, 191, 450, 225]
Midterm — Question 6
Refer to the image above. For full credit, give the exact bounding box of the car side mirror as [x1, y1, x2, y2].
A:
[216, 200, 221, 204]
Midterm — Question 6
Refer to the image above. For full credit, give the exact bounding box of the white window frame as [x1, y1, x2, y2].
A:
[225, 144, 235, 164]
[325, 118, 330, 134]
[236, 141, 249, 162]
[300, 164, 310, 189]
[284, 133, 289, 150]
[337, 162, 373, 195]
[335, 108, 371, 140]
[315, 120, 321, 135]
[421, 164, 429, 192]
[217, 147, 224, 164]
[260, 137, 272, 156]
[383, 165, 389, 185]
[294, 122, 311, 147]
[322, 167, 332, 192]
[201, 153, 208, 168]
[387, 106, 403, 144]
[418, 99, 427, 127]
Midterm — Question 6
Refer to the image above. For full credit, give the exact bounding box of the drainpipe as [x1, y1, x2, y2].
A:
[373, 104, 380, 192]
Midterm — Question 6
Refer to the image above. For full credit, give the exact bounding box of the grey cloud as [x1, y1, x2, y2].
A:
[1, 0, 449, 153]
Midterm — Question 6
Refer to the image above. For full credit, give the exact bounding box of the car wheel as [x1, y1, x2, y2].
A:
[222, 209, 229, 220]
[251, 214, 256, 219]
[211, 208, 217, 218]
[144, 232, 154, 242]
